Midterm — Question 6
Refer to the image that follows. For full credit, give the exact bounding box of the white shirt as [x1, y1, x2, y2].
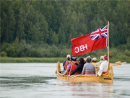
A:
[97, 60, 108, 76]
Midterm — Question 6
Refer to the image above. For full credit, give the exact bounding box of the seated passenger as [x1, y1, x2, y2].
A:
[82, 56, 95, 75]
[97, 55, 108, 77]
[63, 54, 71, 71]
[92, 57, 97, 67]
[63, 56, 78, 75]
[70, 58, 85, 75]
[95, 55, 104, 74]
[96, 56, 104, 67]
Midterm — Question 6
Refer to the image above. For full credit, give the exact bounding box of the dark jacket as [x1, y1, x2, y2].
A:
[70, 63, 84, 75]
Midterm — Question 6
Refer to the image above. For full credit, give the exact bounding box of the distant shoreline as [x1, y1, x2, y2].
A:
[0, 57, 129, 63]
[0, 57, 65, 63]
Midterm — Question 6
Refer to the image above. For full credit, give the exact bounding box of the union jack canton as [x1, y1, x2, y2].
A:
[90, 25, 108, 40]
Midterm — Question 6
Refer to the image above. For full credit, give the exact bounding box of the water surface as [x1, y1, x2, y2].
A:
[0, 63, 130, 98]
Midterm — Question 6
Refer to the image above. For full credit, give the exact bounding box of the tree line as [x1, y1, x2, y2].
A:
[0, 0, 130, 58]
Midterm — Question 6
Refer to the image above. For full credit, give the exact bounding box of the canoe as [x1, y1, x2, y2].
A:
[56, 61, 113, 83]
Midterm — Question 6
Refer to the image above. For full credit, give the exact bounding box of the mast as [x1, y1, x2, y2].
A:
[107, 21, 110, 64]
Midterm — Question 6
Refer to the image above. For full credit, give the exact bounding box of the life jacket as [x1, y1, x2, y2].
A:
[67, 61, 78, 75]
[64, 60, 71, 70]
[74, 61, 79, 64]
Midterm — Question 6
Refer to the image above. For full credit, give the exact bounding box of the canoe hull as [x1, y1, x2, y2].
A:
[56, 61, 113, 83]
[57, 72, 113, 83]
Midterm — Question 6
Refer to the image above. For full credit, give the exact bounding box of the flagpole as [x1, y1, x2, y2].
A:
[107, 21, 110, 64]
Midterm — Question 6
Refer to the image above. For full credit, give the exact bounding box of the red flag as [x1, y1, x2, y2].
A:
[71, 25, 108, 56]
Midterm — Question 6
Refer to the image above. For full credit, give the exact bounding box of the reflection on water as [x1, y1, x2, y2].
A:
[60, 82, 113, 98]
[0, 63, 130, 98]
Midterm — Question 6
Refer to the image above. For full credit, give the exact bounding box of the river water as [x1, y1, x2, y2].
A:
[0, 63, 130, 98]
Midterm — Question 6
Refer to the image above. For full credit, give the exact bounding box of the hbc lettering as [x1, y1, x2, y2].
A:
[75, 44, 88, 53]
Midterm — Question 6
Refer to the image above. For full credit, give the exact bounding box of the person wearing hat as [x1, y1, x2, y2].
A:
[92, 57, 97, 67]
[63, 54, 71, 71]
[82, 56, 95, 75]
[63, 56, 78, 75]
[96, 56, 104, 67]
[95, 56, 104, 74]
[97, 55, 108, 77]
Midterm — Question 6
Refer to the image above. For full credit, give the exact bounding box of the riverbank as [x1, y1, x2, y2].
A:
[0, 57, 129, 63]
[0, 57, 65, 63]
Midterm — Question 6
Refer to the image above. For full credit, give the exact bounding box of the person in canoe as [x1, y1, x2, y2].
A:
[70, 57, 85, 75]
[95, 55, 104, 74]
[96, 56, 104, 67]
[92, 57, 97, 67]
[56, 54, 71, 74]
[96, 55, 108, 77]
[62, 54, 71, 72]
[62, 56, 78, 76]
[82, 56, 95, 75]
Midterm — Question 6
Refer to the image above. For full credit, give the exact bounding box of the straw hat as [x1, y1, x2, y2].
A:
[66, 54, 71, 59]
[92, 57, 97, 61]
[100, 56, 104, 60]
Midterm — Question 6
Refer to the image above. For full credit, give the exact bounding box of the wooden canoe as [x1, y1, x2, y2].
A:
[56, 61, 113, 83]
